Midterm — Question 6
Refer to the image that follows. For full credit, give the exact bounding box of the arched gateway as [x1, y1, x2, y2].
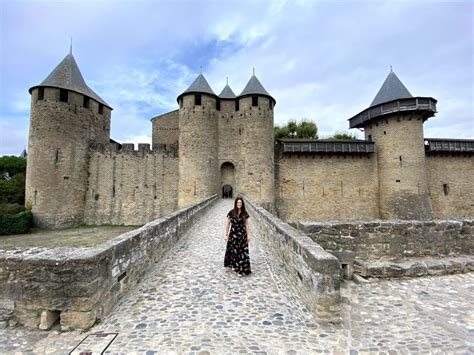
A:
[220, 162, 235, 199]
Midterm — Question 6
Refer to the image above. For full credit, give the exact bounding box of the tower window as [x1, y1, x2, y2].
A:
[252, 96, 258, 107]
[195, 94, 201, 106]
[269, 99, 273, 109]
[98, 103, 104, 115]
[59, 89, 68, 103]
[235, 99, 239, 111]
[216, 98, 221, 111]
[38, 88, 44, 101]
[83, 96, 90, 109]
[368, 135, 372, 141]
[179, 98, 183, 109]
[443, 183, 449, 196]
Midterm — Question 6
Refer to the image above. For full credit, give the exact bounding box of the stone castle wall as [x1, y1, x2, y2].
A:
[26, 87, 111, 228]
[364, 114, 432, 219]
[426, 155, 474, 219]
[275, 154, 380, 223]
[151, 109, 179, 145]
[84, 143, 179, 226]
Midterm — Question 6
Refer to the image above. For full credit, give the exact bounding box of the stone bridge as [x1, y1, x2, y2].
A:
[0, 198, 472, 353]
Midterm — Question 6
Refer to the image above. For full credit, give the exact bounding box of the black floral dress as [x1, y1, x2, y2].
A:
[224, 210, 251, 275]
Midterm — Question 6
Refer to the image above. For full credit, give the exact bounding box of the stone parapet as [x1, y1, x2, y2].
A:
[0, 195, 217, 330]
[243, 197, 341, 323]
[299, 220, 474, 275]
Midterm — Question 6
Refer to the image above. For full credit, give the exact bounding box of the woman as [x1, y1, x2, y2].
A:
[224, 196, 251, 276]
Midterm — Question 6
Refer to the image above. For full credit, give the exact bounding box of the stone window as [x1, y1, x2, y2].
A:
[98, 103, 104, 115]
[216, 98, 221, 111]
[38, 88, 44, 101]
[235, 99, 239, 111]
[195, 94, 201, 106]
[252, 96, 258, 107]
[179, 98, 183, 109]
[83, 96, 90, 109]
[59, 89, 68, 103]
[269, 99, 273, 109]
[443, 183, 449, 196]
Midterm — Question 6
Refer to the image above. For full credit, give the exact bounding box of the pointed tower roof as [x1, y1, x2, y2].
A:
[240, 74, 271, 97]
[182, 73, 216, 96]
[29, 52, 111, 108]
[370, 70, 412, 107]
[219, 84, 236, 99]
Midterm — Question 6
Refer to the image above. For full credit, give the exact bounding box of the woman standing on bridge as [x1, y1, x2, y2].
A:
[224, 197, 251, 276]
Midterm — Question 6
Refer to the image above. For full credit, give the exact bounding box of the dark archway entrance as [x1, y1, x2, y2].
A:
[220, 162, 236, 199]
[222, 184, 233, 199]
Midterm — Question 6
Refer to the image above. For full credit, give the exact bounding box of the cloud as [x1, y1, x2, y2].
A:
[1, 0, 472, 157]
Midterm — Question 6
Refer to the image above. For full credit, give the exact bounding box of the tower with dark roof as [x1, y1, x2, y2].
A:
[174, 71, 276, 209]
[349, 69, 437, 219]
[26, 51, 113, 227]
[176, 73, 219, 208]
[235, 72, 276, 208]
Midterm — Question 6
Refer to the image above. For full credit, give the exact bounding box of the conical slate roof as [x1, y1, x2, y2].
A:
[370, 70, 412, 107]
[219, 84, 236, 99]
[182, 73, 216, 96]
[240, 74, 271, 97]
[29, 53, 111, 108]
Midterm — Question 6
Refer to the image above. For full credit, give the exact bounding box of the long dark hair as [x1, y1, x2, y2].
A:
[232, 196, 248, 220]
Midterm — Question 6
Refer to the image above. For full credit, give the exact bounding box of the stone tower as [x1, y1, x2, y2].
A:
[26, 51, 112, 227]
[177, 74, 219, 208]
[237, 73, 276, 210]
[349, 69, 437, 219]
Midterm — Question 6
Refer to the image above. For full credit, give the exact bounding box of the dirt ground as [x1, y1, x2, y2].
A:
[0, 225, 140, 249]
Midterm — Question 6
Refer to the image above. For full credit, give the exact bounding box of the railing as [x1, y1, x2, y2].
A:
[349, 97, 437, 128]
[425, 138, 474, 153]
[281, 140, 374, 154]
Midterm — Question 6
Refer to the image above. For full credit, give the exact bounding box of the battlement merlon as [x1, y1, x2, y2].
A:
[348, 97, 437, 129]
[89, 142, 178, 157]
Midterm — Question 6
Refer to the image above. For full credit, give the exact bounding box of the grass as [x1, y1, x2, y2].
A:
[0, 225, 141, 249]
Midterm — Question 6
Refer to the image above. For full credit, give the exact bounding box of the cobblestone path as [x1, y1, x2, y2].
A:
[0, 199, 473, 354]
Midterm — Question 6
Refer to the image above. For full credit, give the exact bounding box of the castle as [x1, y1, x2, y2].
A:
[25, 51, 473, 228]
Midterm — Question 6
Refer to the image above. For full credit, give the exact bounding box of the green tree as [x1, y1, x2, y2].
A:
[326, 131, 358, 140]
[0, 156, 27, 205]
[0, 156, 27, 176]
[274, 119, 318, 140]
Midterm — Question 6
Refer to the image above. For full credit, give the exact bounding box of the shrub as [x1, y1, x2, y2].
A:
[0, 203, 25, 214]
[0, 209, 32, 236]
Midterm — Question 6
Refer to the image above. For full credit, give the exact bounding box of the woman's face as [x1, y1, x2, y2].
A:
[236, 199, 242, 209]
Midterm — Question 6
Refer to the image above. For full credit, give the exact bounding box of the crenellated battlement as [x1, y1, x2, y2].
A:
[89, 142, 178, 157]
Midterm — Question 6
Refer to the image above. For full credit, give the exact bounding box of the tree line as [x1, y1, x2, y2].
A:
[274, 119, 358, 140]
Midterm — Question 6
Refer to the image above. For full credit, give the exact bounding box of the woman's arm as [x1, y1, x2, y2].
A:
[225, 218, 231, 240]
[246, 219, 250, 242]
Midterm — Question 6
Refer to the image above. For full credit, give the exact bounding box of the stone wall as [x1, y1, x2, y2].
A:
[426, 155, 474, 219]
[243, 197, 341, 323]
[299, 220, 474, 266]
[275, 154, 379, 223]
[0, 195, 217, 330]
[151, 110, 179, 145]
[84, 143, 179, 226]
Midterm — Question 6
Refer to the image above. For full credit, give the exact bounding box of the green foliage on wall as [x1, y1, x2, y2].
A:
[275, 119, 318, 140]
[326, 131, 359, 140]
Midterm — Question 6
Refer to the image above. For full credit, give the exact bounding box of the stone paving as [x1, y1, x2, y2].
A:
[0, 199, 473, 354]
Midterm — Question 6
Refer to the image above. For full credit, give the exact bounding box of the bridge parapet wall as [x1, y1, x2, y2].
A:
[0, 195, 217, 330]
[299, 219, 474, 277]
[243, 197, 341, 323]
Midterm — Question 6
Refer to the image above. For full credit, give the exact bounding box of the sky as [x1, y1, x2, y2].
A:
[0, 0, 473, 156]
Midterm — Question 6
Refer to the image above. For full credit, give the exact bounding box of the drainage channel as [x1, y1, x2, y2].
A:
[69, 333, 118, 355]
